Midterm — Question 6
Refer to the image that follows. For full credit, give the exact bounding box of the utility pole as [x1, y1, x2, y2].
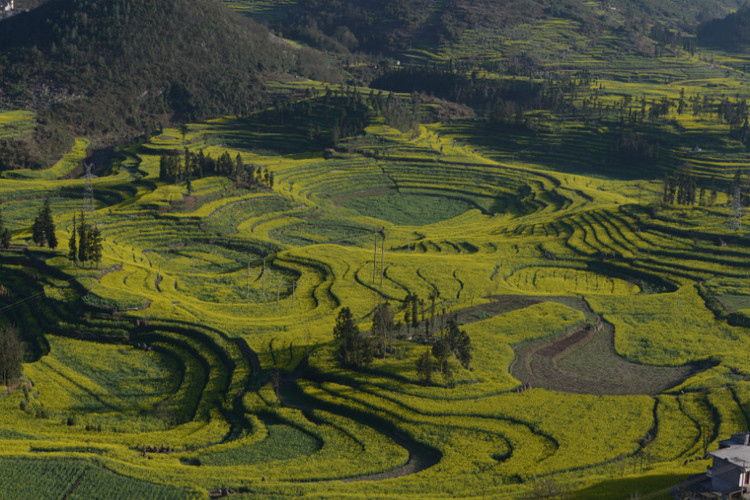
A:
[292, 280, 297, 310]
[373, 233, 378, 283]
[262, 257, 267, 299]
[82, 162, 98, 227]
[247, 260, 251, 300]
[276, 279, 281, 312]
[380, 233, 385, 289]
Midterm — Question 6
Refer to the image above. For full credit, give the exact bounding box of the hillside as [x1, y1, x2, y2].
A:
[0, 0, 340, 160]
[698, 5, 750, 49]
[228, 0, 745, 55]
[3, 0, 750, 498]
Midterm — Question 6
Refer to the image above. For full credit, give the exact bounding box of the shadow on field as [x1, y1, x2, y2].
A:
[572, 472, 697, 500]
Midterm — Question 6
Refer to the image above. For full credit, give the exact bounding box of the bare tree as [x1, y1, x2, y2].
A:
[372, 302, 394, 358]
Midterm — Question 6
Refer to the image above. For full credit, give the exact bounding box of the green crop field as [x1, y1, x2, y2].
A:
[4, 5, 750, 498]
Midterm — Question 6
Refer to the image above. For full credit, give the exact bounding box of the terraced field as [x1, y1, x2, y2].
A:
[3, 43, 750, 498]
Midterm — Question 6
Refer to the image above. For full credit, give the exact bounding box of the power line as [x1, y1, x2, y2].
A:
[0, 275, 82, 314]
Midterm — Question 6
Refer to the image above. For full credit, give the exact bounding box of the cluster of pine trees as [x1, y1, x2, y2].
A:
[717, 97, 750, 147]
[159, 150, 273, 190]
[68, 212, 102, 266]
[333, 300, 472, 387]
[31, 198, 57, 248]
[416, 314, 472, 387]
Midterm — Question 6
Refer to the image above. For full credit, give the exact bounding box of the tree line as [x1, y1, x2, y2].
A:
[159, 150, 274, 191]
[662, 166, 748, 208]
[27, 197, 103, 265]
[68, 211, 102, 266]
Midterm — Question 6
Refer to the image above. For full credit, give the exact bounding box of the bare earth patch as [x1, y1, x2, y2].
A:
[508, 297, 716, 395]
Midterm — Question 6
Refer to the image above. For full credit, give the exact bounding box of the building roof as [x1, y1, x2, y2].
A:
[710, 445, 750, 468]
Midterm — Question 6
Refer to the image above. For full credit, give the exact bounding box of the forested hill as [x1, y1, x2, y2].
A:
[0, 0, 332, 144]
[698, 5, 750, 49]
[244, 0, 745, 55]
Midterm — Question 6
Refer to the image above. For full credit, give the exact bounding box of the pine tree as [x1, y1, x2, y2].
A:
[31, 215, 44, 246]
[32, 198, 57, 248]
[68, 213, 77, 261]
[89, 227, 102, 265]
[234, 153, 243, 180]
[159, 155, 167, 180]
[41, 197, 57, 248]
[0, 207, 7, 250]
[333, 307, 373, 368]
[415, 349, 433, 385]
[78, 212, 89, 263]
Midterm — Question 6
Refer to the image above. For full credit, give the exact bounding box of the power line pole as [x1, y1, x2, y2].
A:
[372, 233, 378, 283]
[82, 162, 98, 227]
[262, 257, 267, 299]
[276, 279, 281, 312]
[247, 260, 251, 300]
[380, 233, 385, 289]
[292, 280, 297, 310]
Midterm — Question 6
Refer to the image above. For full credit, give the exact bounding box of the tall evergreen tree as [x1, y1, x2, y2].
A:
[41, 197, 57, 248]
[0, 206, 7, 249]
[415, 348, 433, 385]
[333, 307, 373, 368]
[78, 211, 89, 263]
[68, 213, 77, 261]
[32, 198, 57, 248]
[89, 227, 102, 265]
[31, 215, 44, 247]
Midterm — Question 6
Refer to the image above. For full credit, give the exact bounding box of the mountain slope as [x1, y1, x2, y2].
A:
[230, 0, 746, 55]
[0, 0, 304, 143]
[698, 5, 750, 49]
